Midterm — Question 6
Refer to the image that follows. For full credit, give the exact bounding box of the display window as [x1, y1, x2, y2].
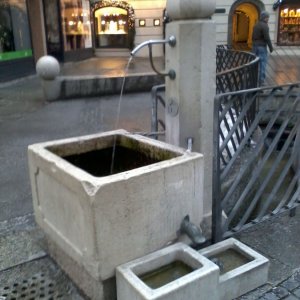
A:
[92, 1, 135, 49]
[0, 0, 32, 61]
[94, 6, 129, 48]
[278, 4, 300, 45]
[60, 0, 92, 51]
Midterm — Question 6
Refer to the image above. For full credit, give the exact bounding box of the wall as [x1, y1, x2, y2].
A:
[129, 0, 166, 57]
[27, 0, 47, 62]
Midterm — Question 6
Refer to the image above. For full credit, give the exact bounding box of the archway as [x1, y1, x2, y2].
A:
[228, 0, 264, 50]
[91, 0, 135, 49]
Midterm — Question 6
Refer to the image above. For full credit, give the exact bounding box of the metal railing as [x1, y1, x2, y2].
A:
[212, 84, 300, 242]
[149, 47, 300, 243]
[151, 46, 259, 137]
[216, 47, 259, 93]
[151, 84, 166, 138]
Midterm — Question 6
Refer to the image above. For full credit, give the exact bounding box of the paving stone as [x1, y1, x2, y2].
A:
[280, 277, 300, 292]
[0, 229, 46, 271]
[236, 285, 272, 300]
[292, 287, 300, 298]
[272, 286, 290, 298]
[282, 294, 299, 300]
[292, 271, 300, 284]
[260, 292, 280, 300]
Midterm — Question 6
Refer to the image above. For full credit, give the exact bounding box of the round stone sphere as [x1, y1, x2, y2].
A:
[167, 0, 216, 20]
[36, 55, 60, 80]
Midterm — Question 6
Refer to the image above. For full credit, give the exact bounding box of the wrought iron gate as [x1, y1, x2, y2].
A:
[212, 84, 300, 242]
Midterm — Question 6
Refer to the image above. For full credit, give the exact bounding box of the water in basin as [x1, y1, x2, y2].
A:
[139, 260, 196, 289]
[63, 145, 168, 176]
[47, 134, 180, 177]
[208, 248, 253, 275]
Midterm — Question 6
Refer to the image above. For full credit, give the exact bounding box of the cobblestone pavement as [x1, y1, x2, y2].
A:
[238, 269, 300, 300]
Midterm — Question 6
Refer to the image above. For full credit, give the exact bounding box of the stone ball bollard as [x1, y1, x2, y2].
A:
[36, 55, 60, 80]
[36, 55, 61, 101]
[166, 0, 216, 20]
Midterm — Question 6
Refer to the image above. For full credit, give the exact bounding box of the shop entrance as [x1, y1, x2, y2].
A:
[232, 3, 259, 50]
[92, 1, 135, 49]
[43, 0, 64, 61]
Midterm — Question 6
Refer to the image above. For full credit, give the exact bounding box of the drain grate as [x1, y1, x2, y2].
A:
[0, 272, 63, 300]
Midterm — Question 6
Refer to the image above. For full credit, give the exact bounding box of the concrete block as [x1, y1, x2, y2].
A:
[28, 129, 204, 299]
[116, 242, 219, 300]
[199, 238, 269, 300]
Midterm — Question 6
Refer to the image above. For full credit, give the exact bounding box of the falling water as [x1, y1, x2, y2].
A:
[110, 56, 133, 174]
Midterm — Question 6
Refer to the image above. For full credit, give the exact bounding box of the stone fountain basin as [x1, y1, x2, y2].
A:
[28, 130, 204, 290]
[199, 238, 269, 300]
[116, 242, 219, 300]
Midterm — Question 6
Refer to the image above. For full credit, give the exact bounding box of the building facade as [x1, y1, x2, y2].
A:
[0, 0, 35, 82]
[214, 0, 300, 49]
[0, 0, 299, 82]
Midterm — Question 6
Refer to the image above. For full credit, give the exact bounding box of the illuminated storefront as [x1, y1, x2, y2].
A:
[61, 0, 92, 51]
[278, 3, 300, 45]
[0, 0, 35, 81]
[43, 0, 93, 61]
[92, 1, 135, 49]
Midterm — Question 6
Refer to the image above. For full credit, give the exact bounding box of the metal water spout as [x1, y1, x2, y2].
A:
[130, 36, 176, 79]
[180, 215, 206, 246]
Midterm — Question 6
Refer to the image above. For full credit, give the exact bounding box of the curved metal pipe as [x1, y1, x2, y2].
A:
[130, 36, 176, 56]
[130, 36, 176, 80]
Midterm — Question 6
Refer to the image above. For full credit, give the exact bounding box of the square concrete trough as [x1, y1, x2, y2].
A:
[199, 238, 269, 300]
[28, 129, 204, 299]
[116, 242, 219, 300]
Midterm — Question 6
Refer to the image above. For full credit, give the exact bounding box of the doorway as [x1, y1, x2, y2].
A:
[232, 3, 259, 50]
[43, 0, 64, 61]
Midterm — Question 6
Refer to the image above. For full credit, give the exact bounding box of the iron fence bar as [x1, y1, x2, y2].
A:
[222, 108, 238, 153]
[212, 94, 223, 243]
[222, 200, 300, 239]
[219, 129, 230, 165]
[216, 55, 259, 77]
[224, 94, 299, 229]
[286, 185, 300, 208]
[257, 112, 300, 218]
[220, 86, 290, 181]
[158, 120, 166, 130]
[151, 84, 165, 139]
[235, 117, 300, 228]
[229, 107, 243, 145]
[219, 95, 256, 155]
[220, 100, 269, 181]
[272, 168, 300, 215]
[219, 87, 294, 215]
[255, 144, 300, 221]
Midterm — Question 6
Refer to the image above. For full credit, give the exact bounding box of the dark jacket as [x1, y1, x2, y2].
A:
[252, 20, 273, 52]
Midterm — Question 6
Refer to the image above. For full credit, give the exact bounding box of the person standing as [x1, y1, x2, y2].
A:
[252, 10, 274, 86]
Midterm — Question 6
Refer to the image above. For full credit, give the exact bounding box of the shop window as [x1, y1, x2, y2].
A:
[61, 0, 92, 51]
[278, 4, 300, 45]
[0, 0, 32, 61]
[94, 7, 129, 48]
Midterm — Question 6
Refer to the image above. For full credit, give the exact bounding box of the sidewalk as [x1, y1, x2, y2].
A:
[0, 57, 300, 299]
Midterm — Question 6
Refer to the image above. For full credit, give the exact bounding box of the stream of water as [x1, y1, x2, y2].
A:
[110, 56, 133, 174]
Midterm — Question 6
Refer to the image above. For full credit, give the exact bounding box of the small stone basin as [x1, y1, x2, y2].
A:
[28, 130, 204, 299]
[207, 247, 254, 275]
[199, 238, 269, 300]
[116, 243, 219, 300]
[139, 260, 194, 289]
